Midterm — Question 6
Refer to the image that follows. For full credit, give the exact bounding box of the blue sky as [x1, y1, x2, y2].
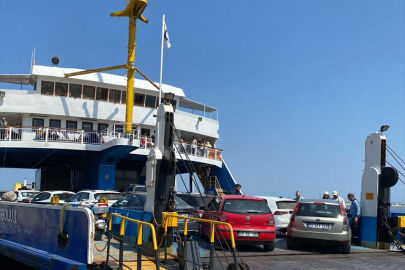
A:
[1, 1, 405, 202]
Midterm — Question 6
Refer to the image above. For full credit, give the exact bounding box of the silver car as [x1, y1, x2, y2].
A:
[286, 199, 351, 254]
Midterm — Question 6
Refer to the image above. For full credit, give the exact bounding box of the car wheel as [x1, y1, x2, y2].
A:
[342, 241, 351, 254]
[287, 239, 295, 249]
[263, 242, 275, 252]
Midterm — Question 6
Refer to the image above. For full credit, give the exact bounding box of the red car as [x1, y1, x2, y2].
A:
[201, 195, 276, 251]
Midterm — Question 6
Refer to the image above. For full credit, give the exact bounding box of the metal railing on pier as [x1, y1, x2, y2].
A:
[106, 213, 160, 270]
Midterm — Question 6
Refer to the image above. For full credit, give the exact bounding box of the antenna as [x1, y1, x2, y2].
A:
[30, 47, 36, 74]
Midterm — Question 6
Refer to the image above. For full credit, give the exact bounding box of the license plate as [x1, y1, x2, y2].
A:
[237, 232, 259, 237]
[307, 223, 329, 229]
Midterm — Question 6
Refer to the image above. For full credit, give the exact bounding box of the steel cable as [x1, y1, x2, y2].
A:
[167, 118, 244, 268]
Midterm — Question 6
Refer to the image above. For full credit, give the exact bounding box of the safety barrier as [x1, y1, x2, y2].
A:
[162, 212, 240, 270]
[106, 213, 159, 270]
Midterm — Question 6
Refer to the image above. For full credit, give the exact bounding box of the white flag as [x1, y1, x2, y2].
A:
[163, 19, 171, 48]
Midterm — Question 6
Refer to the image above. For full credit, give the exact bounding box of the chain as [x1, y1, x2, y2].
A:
[378, 200, 405, 252]
[90, 213, 109, 252]
[59, 203, 71, 242]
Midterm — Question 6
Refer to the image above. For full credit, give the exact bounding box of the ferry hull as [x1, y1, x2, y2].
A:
[0, 201, 94, 269]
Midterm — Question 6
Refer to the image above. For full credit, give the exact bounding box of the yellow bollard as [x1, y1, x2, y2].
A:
[51, 195, 59, 205]
[162, 212, 178, 227]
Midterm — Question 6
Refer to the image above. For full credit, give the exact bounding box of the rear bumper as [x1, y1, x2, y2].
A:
[177, 220, 199, 234]
[288, 236, 350, 247]
[217, 230, 276, 244]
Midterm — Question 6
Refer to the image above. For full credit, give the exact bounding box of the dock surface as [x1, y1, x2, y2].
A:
[92, 235, 405, 270]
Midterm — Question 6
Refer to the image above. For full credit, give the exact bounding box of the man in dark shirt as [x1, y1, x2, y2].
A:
[231, 184, 242, 195]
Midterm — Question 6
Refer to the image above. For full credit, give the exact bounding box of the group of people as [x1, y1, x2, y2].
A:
[294, 190, 361, 243]
[179, 136, 212, 157]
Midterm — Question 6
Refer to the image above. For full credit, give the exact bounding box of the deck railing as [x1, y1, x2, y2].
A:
[0, 126, 223, 161]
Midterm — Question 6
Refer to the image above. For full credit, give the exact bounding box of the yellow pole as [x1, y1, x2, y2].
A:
[126, 17, 136, 133]
[111, 0, 148, 134]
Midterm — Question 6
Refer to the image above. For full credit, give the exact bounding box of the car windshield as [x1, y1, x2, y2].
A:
[276, 201, 297, 210]
[22, 192, 39, 198]
[296, 203, 341, 218]
[95, 193, 123, 200]
[114, 195, 133, 207]
[222, 199, 271, 214]
[174, 196, 190, 206]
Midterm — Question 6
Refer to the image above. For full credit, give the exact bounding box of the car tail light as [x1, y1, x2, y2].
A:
[219, 213, 227, 222]
[339, 204, 345, 216]
[339, 204, 348, 225]
[267, 215, 275, 225]
[96, 203, 108, 207]
[274, 211, 289, 215]
[313, 202, 325, 204]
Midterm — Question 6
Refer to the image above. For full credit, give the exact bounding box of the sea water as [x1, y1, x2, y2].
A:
[391, 206, 405, 215]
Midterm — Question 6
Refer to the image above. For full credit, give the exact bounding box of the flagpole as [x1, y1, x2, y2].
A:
[157, 14, 166, 149]
[158, 14, 165, 106]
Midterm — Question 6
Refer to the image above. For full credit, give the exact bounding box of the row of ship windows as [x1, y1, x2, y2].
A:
[32, 118, 153, 136]
[39, 81, 177, 109]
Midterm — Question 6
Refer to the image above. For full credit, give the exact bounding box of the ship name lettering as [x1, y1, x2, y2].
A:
[0, 208, 18, 224]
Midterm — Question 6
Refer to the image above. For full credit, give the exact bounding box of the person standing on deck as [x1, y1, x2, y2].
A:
[293, 191, 303, 201]
[322, 191, 330, 199]
[347, 192, 361, 244]
[332, 191, 346, 209]
[231, 184, 242, 195]
[192, 136, 197, 155]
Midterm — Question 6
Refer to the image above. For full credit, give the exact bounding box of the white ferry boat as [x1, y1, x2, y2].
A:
[0, 64, 235, 194]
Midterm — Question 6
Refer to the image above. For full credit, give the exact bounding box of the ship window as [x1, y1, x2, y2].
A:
[41, 81, 54, 95]
[32, 118, 44, 127]
[55, 82, 68, 96]
[69, 84, 82, 98]
[66, 121, 77, 130]
[121, 91, 127, 104]
[83, 85, 95, 99]
[82, 122, 93, 132]
[109, 89, 121, 103]
[141, 128, 150, 136]
[96, 87, 108, 101]
[98, 123, 108, 132]
[49, 119, 61, 128]
[160, 98, 177, 110]
[114, 125, 123, 134]
[145, 95, 156, 108]
[134, 93, 145, 106]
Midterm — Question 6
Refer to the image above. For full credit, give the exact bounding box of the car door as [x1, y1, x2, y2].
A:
[127, 195, 145, 210]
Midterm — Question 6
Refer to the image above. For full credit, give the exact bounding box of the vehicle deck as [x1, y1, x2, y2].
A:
[93, 235, 405, 270]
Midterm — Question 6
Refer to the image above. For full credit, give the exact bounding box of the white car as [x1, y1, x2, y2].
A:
[14, 189, 41, 202]
[30, 191, 76, 204]
[64, 190, 123, 207]
[256, 196, 297, 235]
